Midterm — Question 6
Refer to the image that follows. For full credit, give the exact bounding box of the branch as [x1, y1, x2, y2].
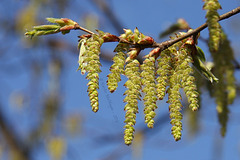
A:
[153, 6, 240, 51]
[25, 18, 96, 37]
[26, 7, 240, 54]
[0, 104, 31, 160]
[77, 6, 240, 55]
[75, 24, 95, 34]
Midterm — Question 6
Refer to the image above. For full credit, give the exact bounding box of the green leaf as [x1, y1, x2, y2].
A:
[192, 50, 218, 83]
[196, 46, 206, 62]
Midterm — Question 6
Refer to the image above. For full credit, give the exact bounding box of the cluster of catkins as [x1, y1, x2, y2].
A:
[24, 0, 237, 145]
[203, 0, 236, 136]
[78, 28, 200, 145]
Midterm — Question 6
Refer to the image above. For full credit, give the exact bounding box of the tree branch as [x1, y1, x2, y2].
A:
[153, 6, 240, 51]
[76, 6, 240, 56]
[0, 104, 31, 160]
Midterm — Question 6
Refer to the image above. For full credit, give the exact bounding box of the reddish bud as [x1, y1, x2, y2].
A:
[60, 25, 75, 31]
[137, 36, 154, 45]
[149, 47, 161, 57]
[185, 37, 194, 45]
[102, 33, 119, 42]
[61, 18, 70, 23]
[78, 34, 92, 39]
[61, 18, 77, 25]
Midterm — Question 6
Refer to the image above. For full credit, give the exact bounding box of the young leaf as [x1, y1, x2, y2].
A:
[192, 47, 218, 83]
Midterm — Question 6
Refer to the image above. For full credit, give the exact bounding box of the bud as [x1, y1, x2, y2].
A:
[46, 17, 61, 23]
[125, 48, 140, 62]
[137, 36, 154, 45]
[60, 25, 75, 31]
[100, 32, 119, 42]
[149, 47, 161, 57]
[33, 25, 60, 31]
[60, 18, 77, 26]
[123, 29, 133, 36]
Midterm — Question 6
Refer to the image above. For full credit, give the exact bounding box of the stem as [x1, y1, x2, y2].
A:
[74, 6, 240, 52]
[0, 104, 30, 160]
[75, 24, 95, 35]
[153, 6, 240, 51]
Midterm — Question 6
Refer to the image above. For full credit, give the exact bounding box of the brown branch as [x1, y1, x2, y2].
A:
[153, 6, 240, 51]
[76, 6, 240, 56]
[0, 104, 31, 160]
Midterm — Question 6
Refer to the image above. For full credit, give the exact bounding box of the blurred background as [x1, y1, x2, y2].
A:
[0, 0, 240, 160]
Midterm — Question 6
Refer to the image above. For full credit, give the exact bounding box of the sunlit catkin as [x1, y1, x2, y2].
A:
[141, 56, 157, 128]
[80, 34, 103, 112]
[107, 51, 126, 93]
[167, 73, 183, 141]
[203, 0, 222, 52]
[210, 31, 236, 136]
[179, 49, 199, 111]
[123, 59, 141, 145]
[156, 49, 172, 100]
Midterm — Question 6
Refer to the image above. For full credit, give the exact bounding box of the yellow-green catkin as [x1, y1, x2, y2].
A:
[166, 43, 200, 140]
[179, 49, 199, 111]
[220, 33, 236, 105]
[107, 51, 126, 93]
[123, 59, 141, 145]
[211, 46, 228, 136]
[186, 69, 203, 136]
[141, 56, 157, 128]
[226, 69, 236, 104]
[156, 49, 172, 100]
[167, 72, 183, 141]
[79, 34, 103, 112]
[210, 31, 236, 136]
[214, 68, 228, 136]
[203, 0, 222, 52]
[215, 79, 228, 136]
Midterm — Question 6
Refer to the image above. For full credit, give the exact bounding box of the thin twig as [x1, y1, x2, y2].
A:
[0, 104, 31, 160]
[76, 6, 240, 51]
[75, 24, 95, 34]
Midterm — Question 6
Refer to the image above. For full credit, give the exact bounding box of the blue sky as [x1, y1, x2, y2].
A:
[0, 0, 240, 160]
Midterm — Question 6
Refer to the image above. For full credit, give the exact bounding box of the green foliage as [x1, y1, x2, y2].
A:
[25, 18, 78, 37]
[25, 3, 238, 145]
